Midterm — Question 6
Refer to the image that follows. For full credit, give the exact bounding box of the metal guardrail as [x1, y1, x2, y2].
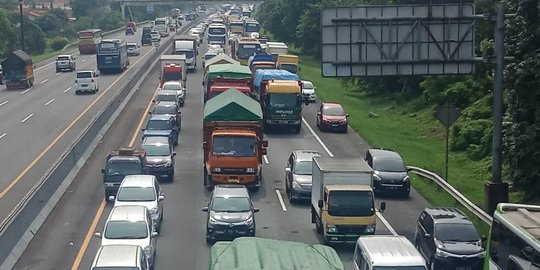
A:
[408, 166, 493, 225]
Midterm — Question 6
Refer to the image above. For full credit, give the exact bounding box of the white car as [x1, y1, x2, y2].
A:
[301, 80, 317, 102]
[150, 31, 161, 42]
[127, 43, 140, 56]
[112, 175, 164, 232]
[75, 70, 99, 94]
[161, 81, 185, 106]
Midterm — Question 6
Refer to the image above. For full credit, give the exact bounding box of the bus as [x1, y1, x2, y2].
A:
[486, 203, 540, 270]
[96, 39, 129, 73]
[78, 29, 103, 54]
[243, 20, 260, 36]
[207, 23, 227, 45]
[154, 18, 168, 36]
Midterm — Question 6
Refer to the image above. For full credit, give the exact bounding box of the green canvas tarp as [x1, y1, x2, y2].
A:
[209, 237, 344, 270]
[206, 64, 251, 80]
[203, 88, 262, 124]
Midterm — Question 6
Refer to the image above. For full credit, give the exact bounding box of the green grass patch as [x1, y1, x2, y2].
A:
[296, 51, 499, 231]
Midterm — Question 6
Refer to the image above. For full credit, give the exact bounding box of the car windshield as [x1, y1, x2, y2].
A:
[162, 84, 182, 91]
[435, 223, 479, 242]
[104, 221, 148, 239]
[212, 136, 256, 157]
[117, 187, 156, 201]
[373, 158, 406, 172]
[143, 144, 170, 156]
[92, 267, 139, 270]
[153, 105, 177, 115]
[294, 160, 314, 175]
[324, 106, 345, 116]
[156, 94, 177, 102]
[212, 197, 251, 212]
[106, 162, 142, 176]
[373, 267, 427, 270]
[204, 53, 217, 60]
[146, 119, 171, 130]
[303, 82, 314, 89]
[328, 191, 374, 216]
[77, 72, 92, 78]
[268, 93, 300, 107]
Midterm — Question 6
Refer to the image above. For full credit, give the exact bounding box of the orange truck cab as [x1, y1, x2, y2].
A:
[203, 88, 267, 191]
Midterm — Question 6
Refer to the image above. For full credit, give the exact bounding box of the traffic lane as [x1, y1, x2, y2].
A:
[301, 100, 431, 241]
[12, 45, 162, 270]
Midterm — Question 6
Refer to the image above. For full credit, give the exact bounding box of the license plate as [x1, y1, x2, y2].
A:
[332, 124, 339, 127]
[228, 179, 239, 183]
[279, 120, 289, 124]
[82, 84, 88, 87]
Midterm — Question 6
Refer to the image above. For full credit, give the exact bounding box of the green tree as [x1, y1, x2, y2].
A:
[504, 0, 540, 200]
[0, 10, 17, 57]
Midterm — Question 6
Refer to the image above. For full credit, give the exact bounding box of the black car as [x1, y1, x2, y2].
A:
[141, 136, 175, 182]
[150, 101, 181, 127]
[202, 185, 259, 244]
[365, 149, 411, 198]
[414, 207, 485, 270]
[142, 115, 179, 146]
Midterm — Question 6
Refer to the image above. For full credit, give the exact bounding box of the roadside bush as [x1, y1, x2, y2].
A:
[451, 119, 492, 160]
[50, 37, 69, 51]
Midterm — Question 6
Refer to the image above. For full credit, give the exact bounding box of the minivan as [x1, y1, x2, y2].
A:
[353, 235, 427, 270]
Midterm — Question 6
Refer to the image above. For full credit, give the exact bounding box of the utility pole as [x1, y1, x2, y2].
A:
[19, 0, 25, 51]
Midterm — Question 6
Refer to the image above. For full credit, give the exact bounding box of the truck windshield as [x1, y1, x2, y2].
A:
[238, 44, 259, 59]
[209, 28, 226, 35]
[143, 144, 171, 156]
[163, 72, 182, 81]
[106, 162, 142, 176]
[245, 24, 260, 33]
[268, 93, 301, 107]
[328, 191, 374, 217]
[280, 63, 298, 74]
[178, 51, 194, 58]
[212, 136, 256, 157]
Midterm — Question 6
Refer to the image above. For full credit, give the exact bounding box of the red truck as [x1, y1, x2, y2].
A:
[203, 64, 252, 103]
[159, 55, 187, 87]
[205, 78, 252, 102]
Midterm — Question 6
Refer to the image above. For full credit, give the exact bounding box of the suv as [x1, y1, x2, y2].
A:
[155, 89, 181, 108]
[114, 175, 165, 231]
[141, 136, 176, 182]
[55, 55, 76, 72]
[151, 101, 181, 126]
[94, 205, 158, 268]
[365, 149, 410, 197]
[75, 70, 99, 94]
[414, 207, 485, 270]
[202, 185, 260, 244]
[160, 82, 185, 106]
[284, 150, 321, 202]
[142, 115, 179, 146]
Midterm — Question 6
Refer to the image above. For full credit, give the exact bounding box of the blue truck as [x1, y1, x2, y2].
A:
[96, 39, 130, 73]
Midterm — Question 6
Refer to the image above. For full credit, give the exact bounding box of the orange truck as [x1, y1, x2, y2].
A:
[206, 78, 252, 102]
[203, 88, 268, 191]
[159, 55, 187, 87]
[203, 64, 252, 103]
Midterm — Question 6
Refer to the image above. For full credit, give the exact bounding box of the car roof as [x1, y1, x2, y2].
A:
[423, 207, 473, 225]
[162, 81, 182, 87]
[213, 185, 250, 198]
[108, 205, 148, 222]
[94, 245, 141, 267]
[57, 54, 71, 58]
[121, 175, 156, 188]
[149, 114, 173, 121]
[293, 150, 321, 162]
[127, 42, 137, 45]
[368, 149, 403, 160]
[357, 236, 426, 267]
[142, 136, 170, 146]
[157, 89, 178, 95]
[77, 70, 93, 73]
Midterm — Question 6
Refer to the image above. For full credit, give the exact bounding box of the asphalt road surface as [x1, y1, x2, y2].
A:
[13, 27, 431, 270]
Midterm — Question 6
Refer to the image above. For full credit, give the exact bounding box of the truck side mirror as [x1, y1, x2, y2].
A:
[203, 141, 207, 149]
[285, 167, 291, 173]
[262, 140, 268, 147]
[94, 232, 102, 238]
[318, 200, 323, 208]
[108, 195, 115, 201]
[101, 168, 105, 174]
[172, 152, 176, 156]
[261, 148, 267, 155]
[380, 201, 386, 212]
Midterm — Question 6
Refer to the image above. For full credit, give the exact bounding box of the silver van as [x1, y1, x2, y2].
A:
[91, 245, 149, 270]
[353, 235, 427, 270]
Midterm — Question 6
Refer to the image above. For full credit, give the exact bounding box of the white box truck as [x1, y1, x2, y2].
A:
[173, 35, 198, 72]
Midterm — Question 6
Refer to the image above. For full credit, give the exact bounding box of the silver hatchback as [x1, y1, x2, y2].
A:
[285, 150, 322, 202]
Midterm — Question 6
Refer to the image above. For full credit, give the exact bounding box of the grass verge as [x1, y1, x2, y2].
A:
[296, 51, 495, 234]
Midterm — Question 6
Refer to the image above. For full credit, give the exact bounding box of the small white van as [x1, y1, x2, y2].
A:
[353, 235, 427, 270]
[75, 70, 99, 94]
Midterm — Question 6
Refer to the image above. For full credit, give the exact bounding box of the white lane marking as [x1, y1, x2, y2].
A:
[81, 59, 87, 63]
[45, 99, 55, 106]
[0, 100, 8, 107]
[20, 89, 31, 95]
[64, 87, 71, 93]
[0, 133, 6, 140]
[21, 114, 34, 123]
[301, 117, 334, 157]
[40, 79, 49, 84]
[275, 190, 288, 212]
[263, 155, 269, 164]
[376, 211, 398, 235]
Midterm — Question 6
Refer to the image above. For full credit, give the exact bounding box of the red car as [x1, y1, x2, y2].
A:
[316, 102, 348, 133]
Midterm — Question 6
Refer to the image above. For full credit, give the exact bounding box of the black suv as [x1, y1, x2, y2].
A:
[202, 185, 259, 244]
[141, 136, 176, 182]
[365, 149, 411, 197]
[414, 207, 485, 270]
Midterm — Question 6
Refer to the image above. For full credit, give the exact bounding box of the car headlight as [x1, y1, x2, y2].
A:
[209, 216, 218, 225]
[243, 216, 254, 225]
[435, 248, 450, 258]
[213, 168, 221, 173]
[163, 160, 172, 167]
[373, 174, 382, 181]
[246, 168, 255, 173]
[292, 181, 301, 189]
[365, 224, 375, 233]
[326, 223, 337, 233]
[403, 176, 410, 182]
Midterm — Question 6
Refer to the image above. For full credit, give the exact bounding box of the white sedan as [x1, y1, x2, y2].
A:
[126, 43, 140, 56]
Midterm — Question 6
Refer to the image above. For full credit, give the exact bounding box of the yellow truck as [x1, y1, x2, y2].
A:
[311, 157, 386, 245]
[277, 54, 299, 74]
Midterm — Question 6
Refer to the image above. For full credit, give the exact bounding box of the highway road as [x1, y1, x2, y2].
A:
[0, 25, 169, 230]
[13, 28, 432, 270]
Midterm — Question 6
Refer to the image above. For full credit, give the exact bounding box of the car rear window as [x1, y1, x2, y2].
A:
[57, 56, 70, 61]
[77, 72, 92, 78]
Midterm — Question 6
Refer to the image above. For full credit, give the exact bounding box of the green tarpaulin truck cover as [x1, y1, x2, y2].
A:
[203, 88, 262, 124]
[209, 237, 344, 270]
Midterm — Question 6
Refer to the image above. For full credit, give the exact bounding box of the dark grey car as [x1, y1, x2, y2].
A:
[365, 149, 411, 197]
[202, 185, 259, 244]
[285, 150, 321, 202]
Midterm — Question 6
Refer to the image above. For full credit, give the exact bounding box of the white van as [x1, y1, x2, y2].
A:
[91, 245, 149, 270]
[353, 235, 427, 270]
[75, 70, 99, 94]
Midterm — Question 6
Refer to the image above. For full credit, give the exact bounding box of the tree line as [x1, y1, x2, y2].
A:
[255, 0, 540, 200]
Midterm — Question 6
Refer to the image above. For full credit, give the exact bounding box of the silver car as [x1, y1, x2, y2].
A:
[55, 54, 76, 72]
[160, 82, 185, 106]
[91, 245, 149, 270]
[127, 43, 140, 56]
[285, 150, 322, 202]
